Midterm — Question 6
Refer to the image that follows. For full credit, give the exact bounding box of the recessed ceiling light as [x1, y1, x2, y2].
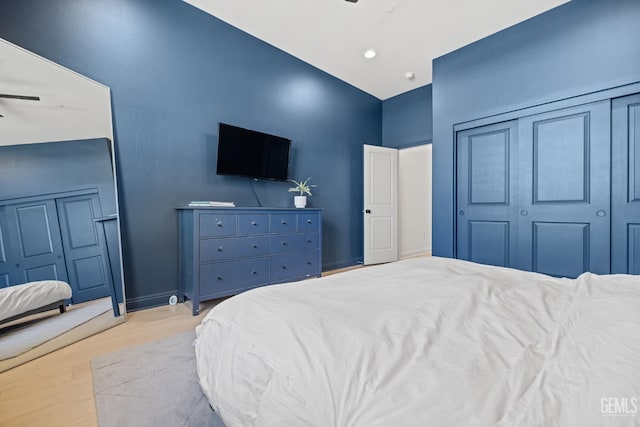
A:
[364, 49, 377, 59]
[404, 72, 416, 81]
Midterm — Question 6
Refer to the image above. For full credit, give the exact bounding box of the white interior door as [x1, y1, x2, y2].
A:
[364, 144, 398, 265]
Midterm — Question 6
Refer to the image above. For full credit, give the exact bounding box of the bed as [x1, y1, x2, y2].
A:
[194, 256, 640, 426]
[0, 280, 72, 326]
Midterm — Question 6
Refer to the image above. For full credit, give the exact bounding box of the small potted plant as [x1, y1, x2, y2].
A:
[288, 177, 316, 208]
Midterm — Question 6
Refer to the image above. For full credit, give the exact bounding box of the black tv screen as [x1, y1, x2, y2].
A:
[216, 123, 291, 181]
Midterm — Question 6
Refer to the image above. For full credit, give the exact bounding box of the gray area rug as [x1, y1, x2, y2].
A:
[92, 331, 225, 427]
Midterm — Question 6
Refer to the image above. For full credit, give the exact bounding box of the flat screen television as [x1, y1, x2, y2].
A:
[216, 123, 291, 181]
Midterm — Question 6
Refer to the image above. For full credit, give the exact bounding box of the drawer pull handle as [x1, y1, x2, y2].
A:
[216, 221, 223, 227]
[282, 265, 287, 270]
[217, 247, 223, 252]
[307, 261, 312, 265]
[307, 239, 312, 243]
[251, 221, 257, 226]
[252, 244, 258, 249]
[281, 219, 287, 225]
[217, 276, 223, 281]
[252, 270, 258, 275]
[307, 219, 312, 224]
[282, 242, 287, 246]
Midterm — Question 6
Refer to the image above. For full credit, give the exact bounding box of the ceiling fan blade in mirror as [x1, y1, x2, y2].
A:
[0, 93, 40, 101]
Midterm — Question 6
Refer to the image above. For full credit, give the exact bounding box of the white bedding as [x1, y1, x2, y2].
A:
[0, 280, 72, 323]
[195, 257, 640, 427]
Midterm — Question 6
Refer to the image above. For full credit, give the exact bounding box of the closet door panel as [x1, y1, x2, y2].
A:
[468, 220, 510, 267]
[518, 101, 611, 276]
[4, 200, 69, 285]
[612, 93, 640, 274]
[534, 114, 589, 203]
[456, 121, 518, 267]
[627, 225, 640, 275]
[56, 194, 112, 303]
[532, 222, 589, 278]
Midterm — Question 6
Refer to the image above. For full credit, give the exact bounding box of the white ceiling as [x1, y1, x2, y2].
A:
[0, 39, 113, 146]
[184, 0, 569, 100]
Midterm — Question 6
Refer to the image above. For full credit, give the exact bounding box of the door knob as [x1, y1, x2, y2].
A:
[596, 210, 607, 217]
[365, 209, 371, 214]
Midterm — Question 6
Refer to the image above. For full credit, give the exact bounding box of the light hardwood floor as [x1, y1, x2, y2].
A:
[0, 300, 220, 427]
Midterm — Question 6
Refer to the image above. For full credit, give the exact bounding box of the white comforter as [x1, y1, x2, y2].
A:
[0, 280, 72, 323]
[195, 257, 640, 427]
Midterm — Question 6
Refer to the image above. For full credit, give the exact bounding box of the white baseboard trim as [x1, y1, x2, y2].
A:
[399, 248, 432, 259]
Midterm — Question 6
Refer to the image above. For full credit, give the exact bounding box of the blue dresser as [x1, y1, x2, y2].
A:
[177, 207, 322, 315]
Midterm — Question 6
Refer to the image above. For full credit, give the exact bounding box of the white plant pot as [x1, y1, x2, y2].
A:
[294, 195, 307, 208]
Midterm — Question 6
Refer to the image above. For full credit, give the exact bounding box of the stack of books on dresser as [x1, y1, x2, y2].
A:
[188, 201, 235, 207]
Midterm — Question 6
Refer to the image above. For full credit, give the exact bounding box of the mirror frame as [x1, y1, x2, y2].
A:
[0, 39, 126, 372]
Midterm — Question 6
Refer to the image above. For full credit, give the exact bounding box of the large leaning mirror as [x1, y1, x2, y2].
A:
[0, 39, 126, 372]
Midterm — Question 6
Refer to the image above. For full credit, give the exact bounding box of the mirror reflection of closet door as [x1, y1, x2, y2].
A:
[1, 200, 69, 285]
[56, 193, 112, 303]
[0, 193, 113, 304]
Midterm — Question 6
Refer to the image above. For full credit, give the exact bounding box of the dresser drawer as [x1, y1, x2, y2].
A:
[270, 250, 320, 282]
[238, 214, 268, 235]
[270, 232, 319, 254]
[199, 257, 269, 295]
[199, 213, 237, 237]
[200, 236, 269, 262]
[270, 213, 296, 234]
[297, 212, 320, 232]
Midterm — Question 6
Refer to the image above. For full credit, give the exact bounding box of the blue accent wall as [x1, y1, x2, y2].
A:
[382, 85, 432, 148]
[432, 0, 640, 258]
[0, 0, 382, 309]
